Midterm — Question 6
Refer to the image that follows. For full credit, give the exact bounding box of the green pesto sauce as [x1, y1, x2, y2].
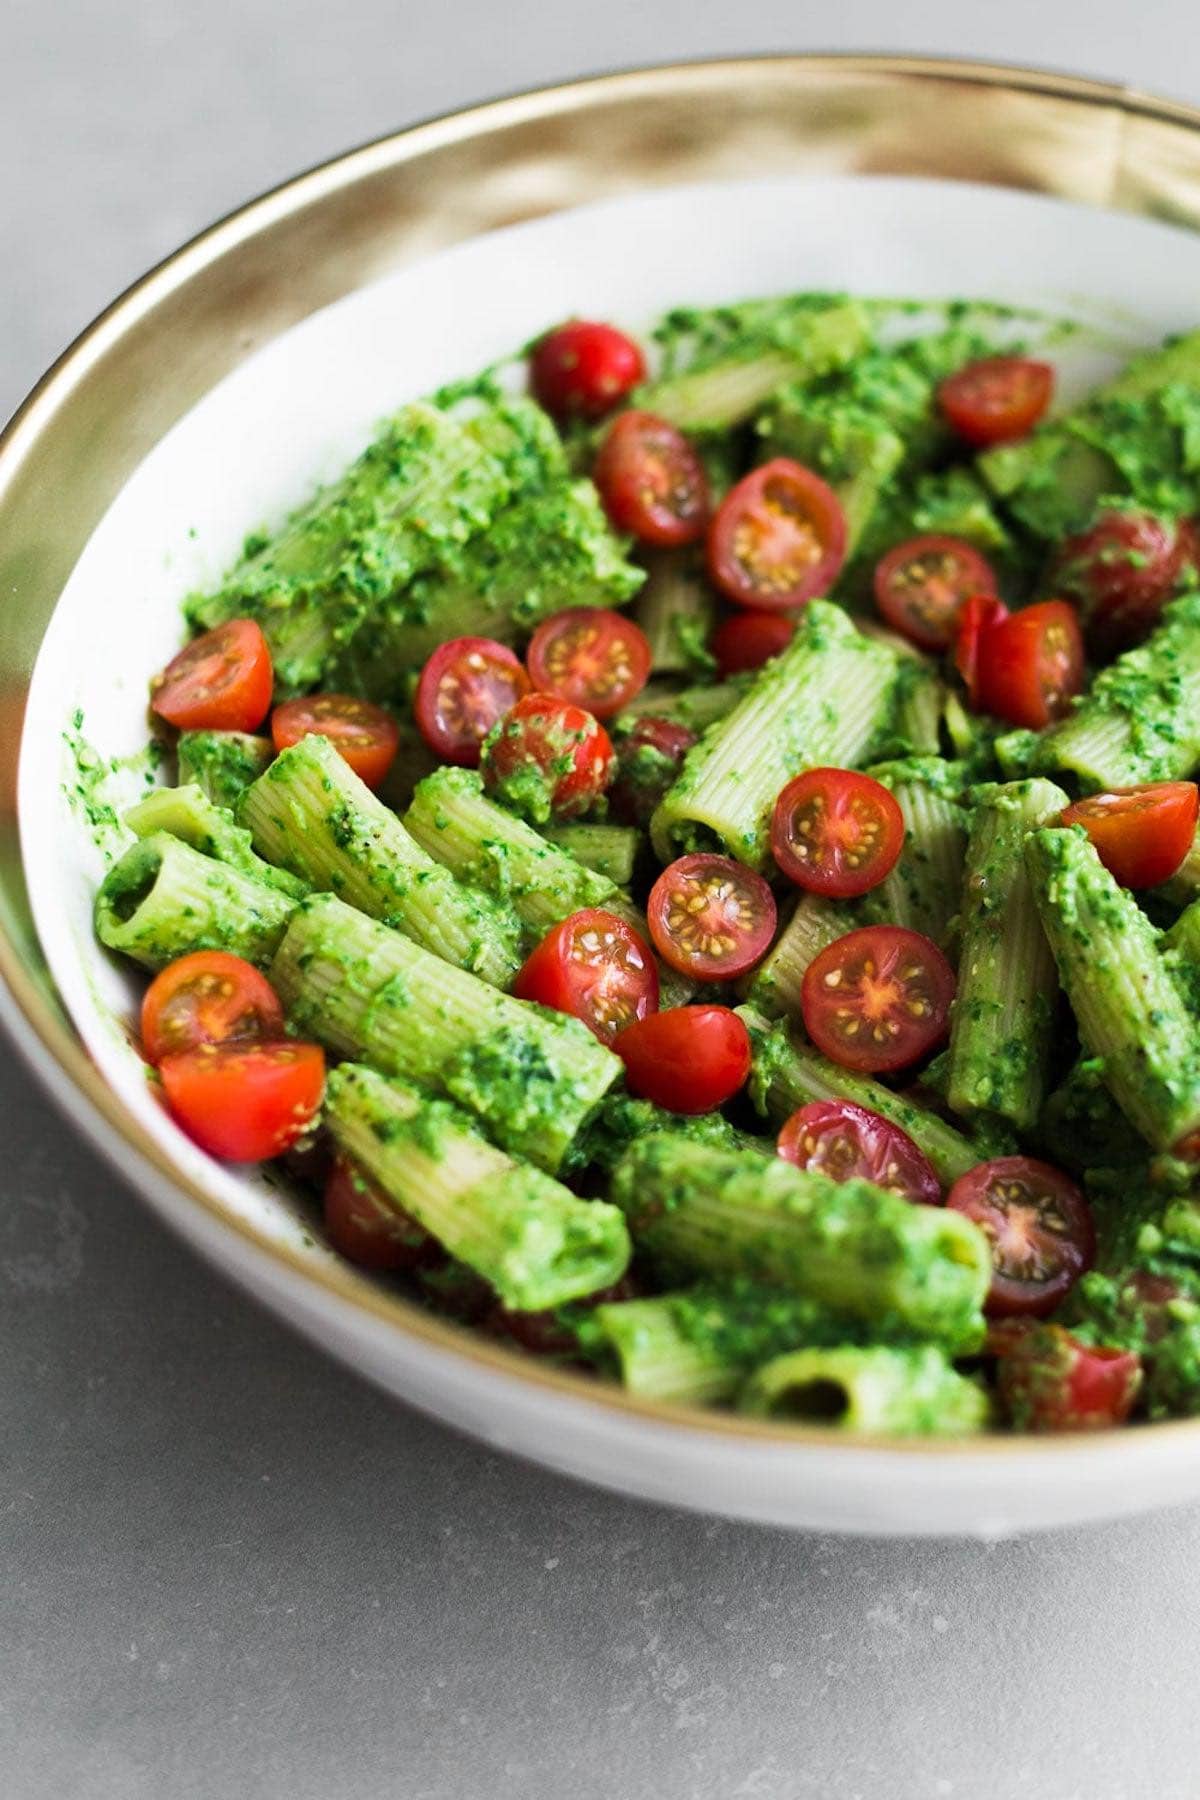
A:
[63, 712, 165, 866]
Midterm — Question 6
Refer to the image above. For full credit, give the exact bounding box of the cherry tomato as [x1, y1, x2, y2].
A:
[770, 767, 905, 899]
[953, 593, 1010, 703]
[414, 636, 529, 767]
[1061, 782, 1199, 889]
[996, 1323, 1141, 1431]
[873, 536, 999, 651]
[323, 1155, 440, 1272]
[647, 853, 777, 981]
[141, 950, 284, 1064]
[708, 459, 846, 610]
[946, 1155, 1094, 1317]
[613, 1005, 752, 1114]
[151, 619, 273, 732]
[513, 908, 658, 1045]
[801, 925, 955, 1075]
[1051, 509, 1198, 655]
[526, 608, 651, 719]
[608, 715, 697, 827]
[271, 693, 400, 788]
[480, 692, 613, 822]
[529, 319, 645, 421]
[711, 609, 796, 677]
[593, 411, 709, 548]
[973, 599, 1084, 729]
[159, 1040, 325, 1162]
[776, 1100, 940, 1205]
[938, 355, 1054, 447]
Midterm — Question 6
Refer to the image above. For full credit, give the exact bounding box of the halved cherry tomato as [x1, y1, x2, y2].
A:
[770, 768, 905, 899]
[973, 599, 1084, 729]
[945, 1155, 1094, 1317]
[414, 636, 529, 766]
[1051, 509, 1199, 655]
[800, 925, 955, 1074]
[776, 1100, 940, 1205]
[593, 411, 709, 548]
[480, 692, 613, 822]
[151, 619, 273, 732]
[613, 1005, 751, 1114]
[608, 715, 697, 827]
[953, 593, 1010, 703]
[996, 1323, 1141, 1430]
[938, 355, 1054, 447]
[647, 853, 776, 981]
[513, 908, 658, 1045]
[529, 320, 645, 421]
[527, 608, 651, 719]
[711, 609, 796, 677]
[323, 1154, 441, 1272]
[271, 693, 400, 788]
[159, 1040, 325, 1162]
[873, 536, 999, 651]
[1061, 782, 1199, 889]
[708, 459, 846, 610]
[141, 950, 284, 1064]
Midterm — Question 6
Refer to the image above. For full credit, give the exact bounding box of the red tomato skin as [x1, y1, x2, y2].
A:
[646, 854, 777, 981]
[526, 608, 652, 719]
[271, 694, 400, 788]
[512, 908, 658, 1045]
[770, 767, 905, 899]
[593, 412, 709, 548]
[323, 1155, 441, 1272]
[938, 356, 1054, 447]
[141, 950, 284, 1064]
[708, 459, 847, 611]
[152, 619, 273, 732]
[414, 637, 529, 766]
[1061, 783, 1199, 889]
[776, 1100, 941, 1205]
[873, 536, 999, 651]
[973, 600, 1084, 729]
[608, 715, 697, 827]
[997, 1324, 1141, 1431]
[159, 1040, 325, 1162]
[614, 1005, 752, 1114]
[529, 320, 645, 421]
[800, 926, 956, 1075]
[711, 610, 797, 677]
[481, 693, 613, 821]
[1052, 509, 1197, 655]
[946, 1155, 1094, 1318]
[954, 593, 1010, 703]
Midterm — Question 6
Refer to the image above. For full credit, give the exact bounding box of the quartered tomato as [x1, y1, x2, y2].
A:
[776, 1100, 940, 1206]
[513, 908, 658, 1045]
[770, 767, 905, 898]
[323, 1155, 441, 1272]
[938, 355, 1054, 447]
[996, 1323, 1141, 1431]
[1061, 782, 1199, 889]
[141, 950, 284, 1064]
[480, 692, 613, 822]
[953, 593, 1010, 703]
[414, 636, 530, 766]
[527, 608, 651, 719]
[151, 619, 273, 732]
[1051, 509, 1199, 655]
[613, 1005, 752, 1114]
[873, 536, 998, 651]
[529, 319, 645, 421]
[647, 853, 777, 981]
[593, 411, 709, 548]
[159, 1040, 325, 1163]
[271, 693, 400, 787]
[608, 715, 697, 827]
[946, 1156, 1094, 1317]
[800, 925, 955, 1075]
[973, 599, 1084, 729]
[711, 609, 796, 677]
[708, 459, 846, 610]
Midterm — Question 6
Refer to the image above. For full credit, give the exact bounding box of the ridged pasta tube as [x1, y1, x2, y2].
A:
[739, 1345, 988, 1435]
[95, 833, 297, 970]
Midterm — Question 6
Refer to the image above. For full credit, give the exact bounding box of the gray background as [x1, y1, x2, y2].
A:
[5, 3, 1200, 1795]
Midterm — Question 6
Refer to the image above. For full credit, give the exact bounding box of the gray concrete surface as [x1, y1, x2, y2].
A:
[5, 3, 1200, 1795]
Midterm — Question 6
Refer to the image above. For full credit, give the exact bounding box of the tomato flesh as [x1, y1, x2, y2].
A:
[526, 608, 651, 719]
[647, 853, 776, 981]
[873, 536, 998, 650]
[770, 767, 905, 899]
[711, 609, 796, 677]
[513, 908, 658, 1045]
[1052, 509, 1198, 655]
[776, 1100, 940, 1205]
[160, 1040, 325, 1162]
[152, 619, 273, 732]
[953, 593, 1010, 703]
[529, 320, 645, 421]
[708, 459, 846, 610]
[415, 636, 529, 766]
[608, 715, 696, 827]
[324, 1154, 441, 1272]
[938, 355, 1054, 447]
[613, 1005, 752, 1114]
[593, 411, 709, 548]
[973, 599, 1084, 729]
[480, 692, 613, 822]
[996, 1323, 1141, 1430]
[272, 693, 400, 788]
[1061, 782, 1199, 889]
[141, 950, 284, 1064]
[800, 925, 955, 1075]
[946, 1155, 1094, 1317]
